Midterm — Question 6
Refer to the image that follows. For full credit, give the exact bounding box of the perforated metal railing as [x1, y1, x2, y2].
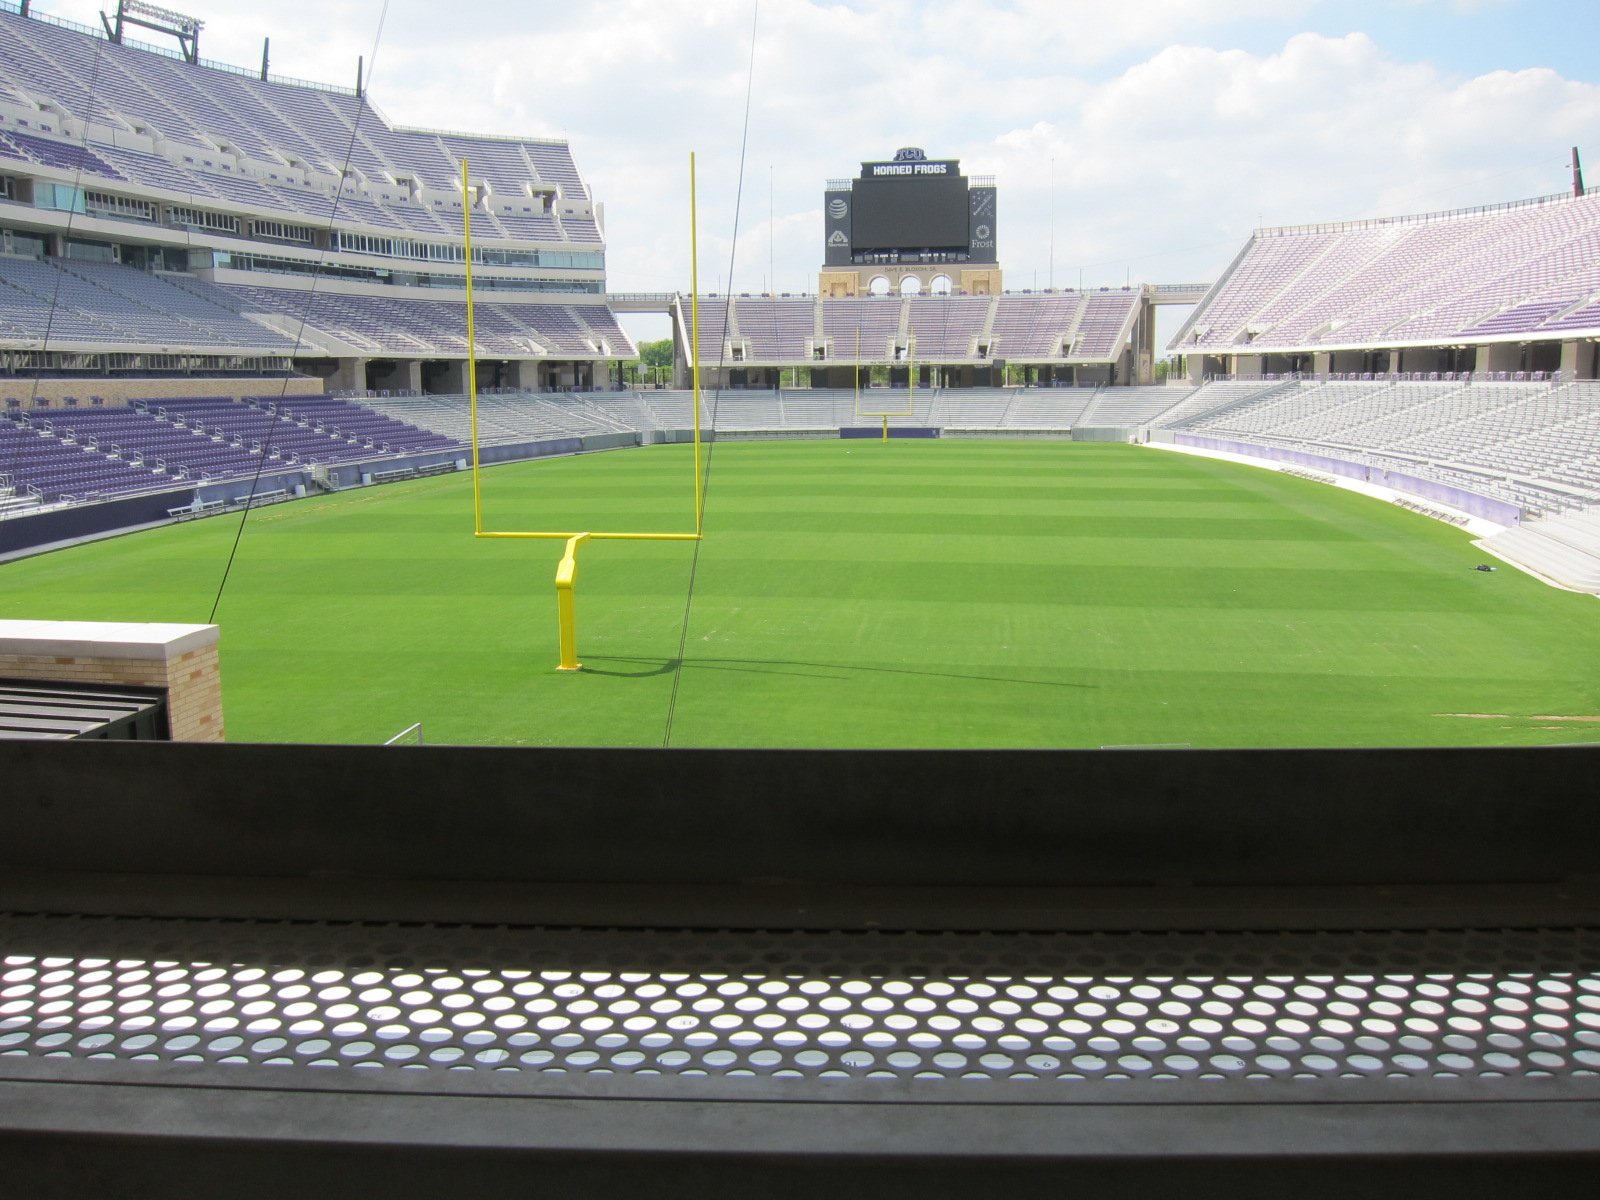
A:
[3, 914, 1597, 1088]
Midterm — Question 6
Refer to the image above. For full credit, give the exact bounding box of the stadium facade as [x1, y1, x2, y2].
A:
[672, 148, 1202, 391]
[1173, 185, 1600, 383]
[0, 2, 632, 396]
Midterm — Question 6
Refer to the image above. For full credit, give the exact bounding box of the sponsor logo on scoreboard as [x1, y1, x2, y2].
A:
[827, 198, 849, 220]
[974, 225, 991, 240]
[828, 230, 849, 245]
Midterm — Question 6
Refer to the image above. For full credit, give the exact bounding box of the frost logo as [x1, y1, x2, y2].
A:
[827, 198, 848, 220]
[975, 224, 991, 240]
[828, 230, 848, 245]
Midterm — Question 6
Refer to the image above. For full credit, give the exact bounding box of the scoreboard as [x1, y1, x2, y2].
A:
[852, 173, 970, 249]
[824, 148, 998, 266]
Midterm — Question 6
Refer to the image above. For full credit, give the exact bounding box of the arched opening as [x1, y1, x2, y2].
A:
[868, 275, 892, 296]
[899, 275, 922, 296]
[930, 275, 953, 295]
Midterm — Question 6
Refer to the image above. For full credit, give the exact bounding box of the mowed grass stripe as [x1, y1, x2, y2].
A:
[694, 561, 1492, 611]
[1, 440, 1597, 748]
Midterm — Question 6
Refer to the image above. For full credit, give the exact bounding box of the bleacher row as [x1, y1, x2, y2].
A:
[1177, 190, 1600, 351]
[0, 393, 459, 506]
[0, 256, 296, 351]
[0, 8, 598, 244]
[1156, 377, 1600, 515]
[352, 386, 1188, 444]
[0, 255, 634, 357]
[685, 291, 1142, 363]
[378, 379, 1599, 517]
[3, 379, 1595, 523]
[360, 378, 1600, 517]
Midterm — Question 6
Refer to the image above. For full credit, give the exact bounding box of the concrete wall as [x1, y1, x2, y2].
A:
[1165, 431, 1524, 525]
[366, 360, 423, 393]
[958, 268, 1001, 296]
[1478, 343, 1521, 374]
[2, 376, 324, 410]
[819, 270, 860, 298]
[0, 620, 224, 741]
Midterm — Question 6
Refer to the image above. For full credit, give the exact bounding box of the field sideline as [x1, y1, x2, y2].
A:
[3, 440, 1597, 748]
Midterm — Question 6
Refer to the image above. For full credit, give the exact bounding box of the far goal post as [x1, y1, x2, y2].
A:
[852, 326, 917, 430]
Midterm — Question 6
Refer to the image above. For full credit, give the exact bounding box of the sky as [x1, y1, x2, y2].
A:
[38, 0, 1600, 350]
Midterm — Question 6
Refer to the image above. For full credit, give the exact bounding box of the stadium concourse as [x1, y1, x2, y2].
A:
[0, 1, 627, 394]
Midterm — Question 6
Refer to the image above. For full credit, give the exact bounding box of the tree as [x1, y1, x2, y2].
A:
[620, 338, 675, 388]
[638, 338, 673, 370]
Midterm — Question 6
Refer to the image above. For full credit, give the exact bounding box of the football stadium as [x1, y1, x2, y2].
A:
[1, 3, 1598, 1193]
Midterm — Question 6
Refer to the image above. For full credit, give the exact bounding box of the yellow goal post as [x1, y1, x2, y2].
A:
[852, 321, 916, 441]
[462, 154, 707, 670]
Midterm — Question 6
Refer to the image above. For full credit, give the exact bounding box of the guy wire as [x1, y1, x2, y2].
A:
[207, 0, 391, 624]
[661, 0, 759, 748]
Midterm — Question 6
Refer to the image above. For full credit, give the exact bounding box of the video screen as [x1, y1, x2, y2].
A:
[851, 175, 969, 250]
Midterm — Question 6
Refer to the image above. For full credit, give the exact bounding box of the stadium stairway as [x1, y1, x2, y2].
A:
[1478, 508, 1600, 593]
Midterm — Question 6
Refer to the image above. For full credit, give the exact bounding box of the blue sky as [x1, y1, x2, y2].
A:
[1070, 2, 1591, 83]
[36, 1, 1600, 347]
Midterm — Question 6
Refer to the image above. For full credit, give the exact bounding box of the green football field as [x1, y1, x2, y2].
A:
[3, 439, 1598, 748]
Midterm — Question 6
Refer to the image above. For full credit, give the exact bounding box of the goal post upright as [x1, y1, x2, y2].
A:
[463, 155, 704, 670]
[690, 150, 704, 535]
[463, 157, 484, 536]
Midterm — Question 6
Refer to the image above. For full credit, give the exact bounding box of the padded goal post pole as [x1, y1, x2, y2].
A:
[554, 534, 590, 671]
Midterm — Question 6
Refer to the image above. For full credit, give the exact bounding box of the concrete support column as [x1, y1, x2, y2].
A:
[1478, 343, 1520, 376]
[504, 361, 540, 392]
[431, 361, 469, 394]
[329, 357, 369, 394]
[1233, 354, 1264, 377]
[1133, 298, 1156, 385]
[397, 360, 423, 393]
[1312, 352, 1332, 376]
[1559, 340, 1582, 378]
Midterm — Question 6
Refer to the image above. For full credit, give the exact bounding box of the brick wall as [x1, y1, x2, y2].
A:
[0, 621, 224, 742]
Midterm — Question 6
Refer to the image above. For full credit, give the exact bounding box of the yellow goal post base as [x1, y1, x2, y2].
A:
[462, 154, 707, 671]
